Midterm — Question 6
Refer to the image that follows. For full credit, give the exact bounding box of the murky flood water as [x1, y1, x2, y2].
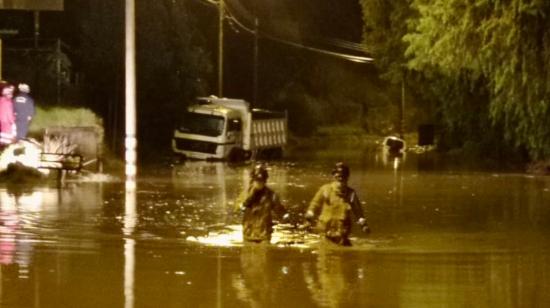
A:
[1, 150, 550, 307]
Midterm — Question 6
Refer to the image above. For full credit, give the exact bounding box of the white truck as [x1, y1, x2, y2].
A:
[172, 97, 288, 160]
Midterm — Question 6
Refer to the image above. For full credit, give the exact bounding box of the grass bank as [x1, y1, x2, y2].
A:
[28, 106, 103, 140]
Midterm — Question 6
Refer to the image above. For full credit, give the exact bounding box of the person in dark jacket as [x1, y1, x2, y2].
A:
[13, 83, 35, 141]
[306, 162, 370, 246]
[236, 163, 287, 243]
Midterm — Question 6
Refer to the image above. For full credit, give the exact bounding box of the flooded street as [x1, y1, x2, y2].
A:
[1, 150, 550, 307]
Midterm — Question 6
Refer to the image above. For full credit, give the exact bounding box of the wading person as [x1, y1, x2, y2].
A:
[13, 83, 35, 141]
[305, 162, 370, 246]
[236, 163, 287, 243]
[0, 84, 16, 148]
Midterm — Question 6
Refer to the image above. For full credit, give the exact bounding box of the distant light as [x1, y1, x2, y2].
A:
[281, 266, 289, 275]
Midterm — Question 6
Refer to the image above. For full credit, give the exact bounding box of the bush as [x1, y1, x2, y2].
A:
[28, 106, 103, 140]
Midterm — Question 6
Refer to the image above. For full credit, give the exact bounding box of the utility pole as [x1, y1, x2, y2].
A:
[56, 39, 61, 103]
[124, 2, 137, 308]
[253, 17, 259, 107]
[400, 77, 405, 139]
[125, 0, 137, 187]
[218, 0, 224, 97]
[34, 11, 40, 48]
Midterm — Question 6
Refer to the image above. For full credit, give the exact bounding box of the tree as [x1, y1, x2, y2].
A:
[360, 0, 412, 84]
[361, 0, 550, 160]
[360, 0, 434, 138]
[135, 0, 213, 149]
[137, 0, 211, 102]
[404, 0, 550, 159]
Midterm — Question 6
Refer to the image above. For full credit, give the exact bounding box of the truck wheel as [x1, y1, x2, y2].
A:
[270, 147, 283, 159]
[173, 154, 187, 164]
[261, 147, 283, 160]
[228, 148, 245, 162]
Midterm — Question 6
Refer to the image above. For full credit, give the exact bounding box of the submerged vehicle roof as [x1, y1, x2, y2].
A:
[187, 103, 236, 116]
[197, 96, 249, 108]
[189, 96, 285, 119]
[186, 96, 250, 116]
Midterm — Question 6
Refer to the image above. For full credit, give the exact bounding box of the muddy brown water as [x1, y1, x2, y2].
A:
[1, 150, 549, 307]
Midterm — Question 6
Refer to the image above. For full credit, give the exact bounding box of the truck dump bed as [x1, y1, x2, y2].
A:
[249, 109, 287, 150]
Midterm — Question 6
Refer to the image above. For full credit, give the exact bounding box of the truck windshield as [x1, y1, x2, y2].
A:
[177, 113, 225, 137]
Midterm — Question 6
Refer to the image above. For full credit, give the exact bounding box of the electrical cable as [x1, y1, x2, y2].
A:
[224, 0, 371, 58]
[193, 0, 374, 63]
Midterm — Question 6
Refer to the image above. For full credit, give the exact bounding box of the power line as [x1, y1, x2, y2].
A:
[320, 37, 371, 54]
[224, 0, 373, 62]
[195, 0, 374, 63]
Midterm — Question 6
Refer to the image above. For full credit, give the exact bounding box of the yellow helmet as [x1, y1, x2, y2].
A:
[332, 162, 350, 180]
[251, 163, 268, 182]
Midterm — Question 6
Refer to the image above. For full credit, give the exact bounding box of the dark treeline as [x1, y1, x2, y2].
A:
[360, 0, 550, 161]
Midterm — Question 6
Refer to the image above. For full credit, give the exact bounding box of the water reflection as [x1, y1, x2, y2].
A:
[365, 252, 550, 307]
[0, 189, 43, 280]
[0, 158, 548, 307]
[376, 147, 406, 170]
[124, 182, 136, 308]
[233, 244, 270, 307]
[170, 162, 240, 235]
[303, 248, 353, 308]
[0, 192, 18, 266]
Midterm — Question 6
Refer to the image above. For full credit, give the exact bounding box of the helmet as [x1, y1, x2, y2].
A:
[251, 163, 269, 182]
[18, 83, 30, 93]
[332, 162, 350, 180]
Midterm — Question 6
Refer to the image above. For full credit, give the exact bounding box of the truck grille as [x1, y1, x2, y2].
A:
[175, 138, 218, 154]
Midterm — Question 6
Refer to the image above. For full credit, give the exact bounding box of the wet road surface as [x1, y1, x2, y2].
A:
[1, 151, 550, 307]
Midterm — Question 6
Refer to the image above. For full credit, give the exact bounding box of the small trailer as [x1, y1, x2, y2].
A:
[0, 126, 102, 185]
